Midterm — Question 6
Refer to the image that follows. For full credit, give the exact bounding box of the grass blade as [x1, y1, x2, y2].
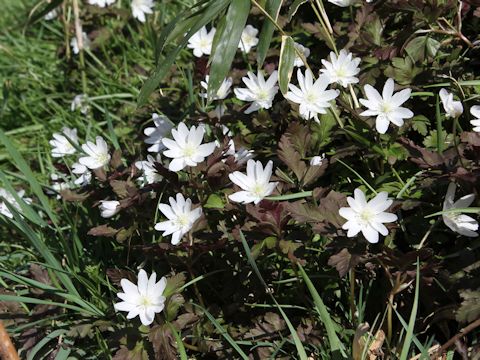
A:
[0, 128, 58, 224]
[239, 230, 308, 360]
[399, 260, 420, 360]
[193, 303, 249, 360]
[278, 35, 295, 95]
[208, 0, 250, 101]
[298, 264, 348, 358]
[167, 322, 188, 360]
[256, 0, 283, 67]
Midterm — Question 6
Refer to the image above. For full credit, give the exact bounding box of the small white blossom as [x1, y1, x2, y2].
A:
[320, 49, 361, 87]
[339, 188, 397, 244]
[72, 163, 92, 186]
[135, 155, 162, 185]
[162, 123, 216, 172]
[144, 113, 174, 153]
[70, 32, 90, 55]
[442, 183, 478, 237]
[114, 269, 166, 326]
[310, 154, 326, 166]
[88, 0, 116, 6]
[294, 42, 310, 67]
[71, 94, 89, 114]
[50, 127, 79, 158]
[79, 136, 111, 170]
[50, 174, 70, 198]
[359, 78, 413, 134]
[154, 193, 202, 245]
[239, 25, 259, 54]
[328, 0, 356, 6]
[285, 69, 339, 121]
[44, 8, 59, 20]
[229, 159, 278, 205]
[0, 188, 32, 219]
[200, 75, 232, 100]
[131, 0, 154, 22]
[470, 106, 480, 132]
[187, 26, 216, 58]
[99, 200, 120, 218]
[234, 71, 279, 114]
[439, 88, 463, 119]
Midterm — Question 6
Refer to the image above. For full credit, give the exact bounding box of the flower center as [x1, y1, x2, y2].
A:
[94, 153, 109, 166]
[175, 213, 190, 228]
[139, 295, 152, 307]
[380, 101, 392, 114]
[256, 90, 270, 101]
[251, 183, 266, 197]
[335, 66, 347, 78]
[305, 92, 317, 104]
[182, 144, 196, 157]
[199, 38, 209, 49]
[358, 208, 374, 225]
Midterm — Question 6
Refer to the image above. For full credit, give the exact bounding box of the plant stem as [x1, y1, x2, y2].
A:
[349, 268, 357, 324]
[72, 0, 88, 95]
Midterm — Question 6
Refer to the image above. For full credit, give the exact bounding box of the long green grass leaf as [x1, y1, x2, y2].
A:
[208, 0, 250, 101]
[257, 0, 283, 67]
[239, 230, 308, 360]
[193, 303, 249, 360]
[278, 35, 295, 95]
[298, 264, 348, 358]
[399, 261, 420, 360]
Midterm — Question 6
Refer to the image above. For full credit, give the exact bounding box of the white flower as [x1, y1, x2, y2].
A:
[131, 0, 154, 22]
[99, 200, 120, 218]
[320, 49, 361, 87]
[154, 193, 202, 245]
[50, 174, 70, 198]
[470, 105, 480, 132]
[162, 123, 216, 172]
[439, 88, 463, 119]
[79, 136, 111, 169]
[72, 163, 92, 186]
[144, 113, 174, 153]
[310, 154, 326, 166]
[359, 78, 413, 134]
[328, 0, 356, 6]
[50, 127, 79, 158]
[187, 26, 216, 57]
[339, 188, 397, 243]
[114, 269, 166, 326]
[135, 155, 162, 185]
[44, 8, 59, 20]
[294, 42, 310, 67]
[285, 69, 339, 121]
[442, 183, 478, 237]
[70, 32, 90, 55]
[200, 75, 232, 100]
[234, 71, 279, 114]
[0, 188, 32, 219]
[88, 0, 116, 6]
[238, 25, 259, 54]
[228, 159, 278, 205]
[71, 94, 89, 114]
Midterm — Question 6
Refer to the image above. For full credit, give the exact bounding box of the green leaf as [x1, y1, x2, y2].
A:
[399, 261, 420, 360]
[278, 35, 295, 95]
[411, 115, 429, 136]
[288, 0, 308, 21]
[204, 193, 225, 209]
[138, 0, 230, 106]
[239, 231, 308, 360]
[256, 0, 283, 67]
[208, 0, 251, 101]
[193, 304, 249, 360]
[298, 264, 348, 358]
[0, 128, 58, 224]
